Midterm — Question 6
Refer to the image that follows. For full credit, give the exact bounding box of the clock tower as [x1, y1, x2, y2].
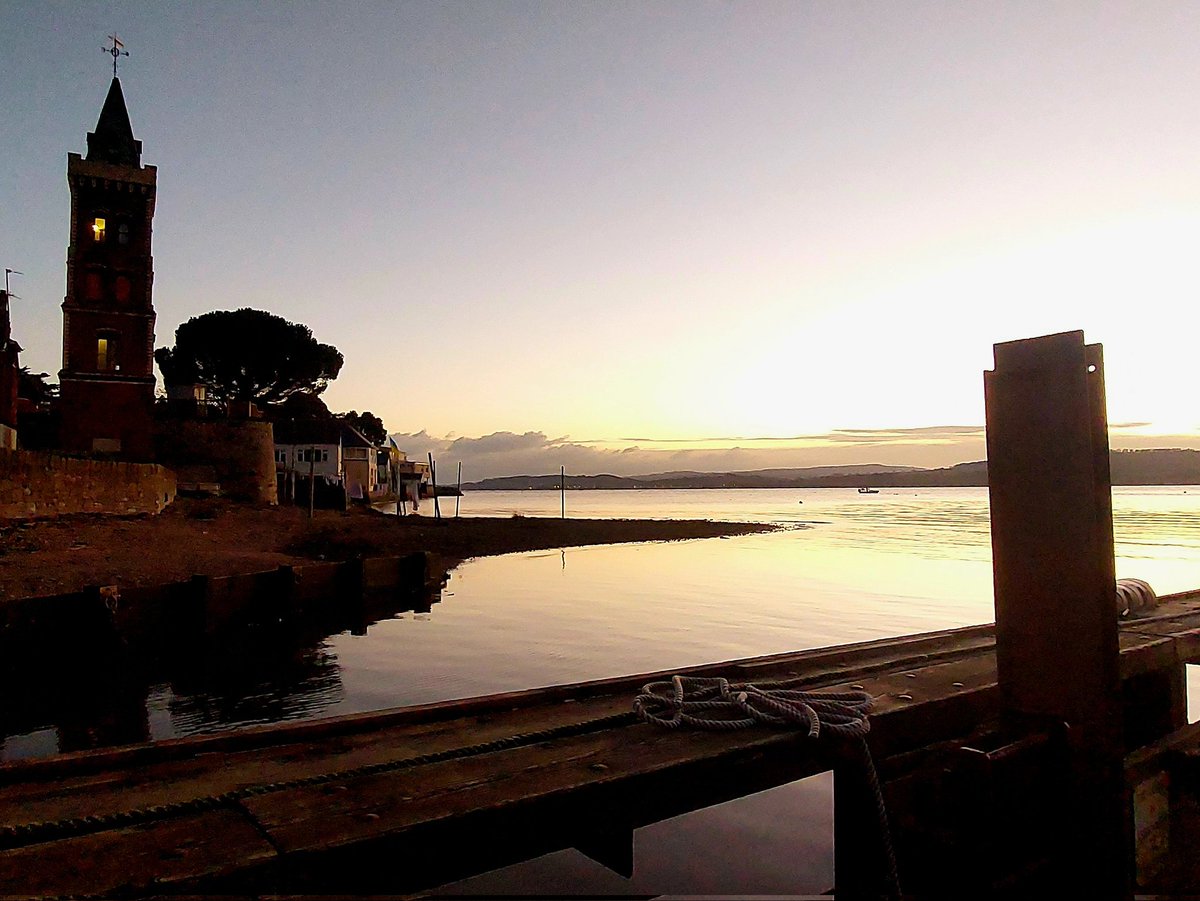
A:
[59, 75, 157, 459]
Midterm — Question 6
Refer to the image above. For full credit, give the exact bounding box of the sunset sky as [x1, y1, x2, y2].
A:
[3, 2, 1197, 478]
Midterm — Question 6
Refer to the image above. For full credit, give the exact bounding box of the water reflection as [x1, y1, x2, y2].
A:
[3, 487, 1197, 761]
[435, 773, 834, 897]
[0, 582, 441, 761]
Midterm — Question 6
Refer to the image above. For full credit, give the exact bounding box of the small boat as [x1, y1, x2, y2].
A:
[857, 487, 879, 494]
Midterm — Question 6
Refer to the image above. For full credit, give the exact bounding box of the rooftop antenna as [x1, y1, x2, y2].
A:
[103, 34, 128, 77]
[3, 269, 21, 296]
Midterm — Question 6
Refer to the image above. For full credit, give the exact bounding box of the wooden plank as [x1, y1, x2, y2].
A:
[1119, 632, 1179, 680]
[291, 560, 342, 605]
[1123, 614, 1200, 665]
[0, 693, 629, 829]
[0, 808, 276, 898]
[245, 654, 1000, 855]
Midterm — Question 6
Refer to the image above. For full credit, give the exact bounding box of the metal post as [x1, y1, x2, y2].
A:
[561, 465, 565, 519]
[455, 461, 462, 518]
[983, 330, 1131, 898]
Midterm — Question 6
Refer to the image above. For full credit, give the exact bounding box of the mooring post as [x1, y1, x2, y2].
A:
[984, 330, 1131, 898]
[340, 555, 368, 635]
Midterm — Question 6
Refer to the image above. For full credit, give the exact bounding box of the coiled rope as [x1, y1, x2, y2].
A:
[1116, 577, 1157, 617]
[634, 676, 901, 901]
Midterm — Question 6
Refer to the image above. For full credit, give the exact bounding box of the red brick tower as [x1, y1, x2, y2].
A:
[58, 76, 157, 459]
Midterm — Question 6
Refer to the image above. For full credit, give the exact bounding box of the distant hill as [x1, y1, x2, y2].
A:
[463, 462, 920, 491]
[461, 450, 1200, 490]
[462, 472, 798, 491]
[638, 464, 922, 482]
[797, 461, 988, 488]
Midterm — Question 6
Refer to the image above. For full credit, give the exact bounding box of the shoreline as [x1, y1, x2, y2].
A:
[0, 498, 778, 603]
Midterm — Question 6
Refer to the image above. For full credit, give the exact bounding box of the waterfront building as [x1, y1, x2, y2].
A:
[58, 76, 158, 459]
[273, 419, 381, 500]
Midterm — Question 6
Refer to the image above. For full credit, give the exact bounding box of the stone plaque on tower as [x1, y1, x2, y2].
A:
[59, 60, 157, 460]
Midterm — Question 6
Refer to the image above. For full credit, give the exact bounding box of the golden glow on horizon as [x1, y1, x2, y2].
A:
[323, 208, 1200, 448]
[571, 212, 1200, 445]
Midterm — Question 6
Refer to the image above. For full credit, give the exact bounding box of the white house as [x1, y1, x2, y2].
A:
[273, 419, 380, 500]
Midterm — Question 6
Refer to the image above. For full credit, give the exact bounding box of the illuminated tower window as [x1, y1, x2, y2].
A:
[92, 218, 106, 242]
[97, 333, 119, 371]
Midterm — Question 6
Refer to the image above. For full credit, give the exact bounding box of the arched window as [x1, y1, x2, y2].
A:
[114, 276, 131, 303]
[92, 218, 106, 242]
[84, 273, 103, 301]
[117, 223, 130, 245]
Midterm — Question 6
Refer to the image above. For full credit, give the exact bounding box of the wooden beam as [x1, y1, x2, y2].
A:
[984, 330, 1131, 897]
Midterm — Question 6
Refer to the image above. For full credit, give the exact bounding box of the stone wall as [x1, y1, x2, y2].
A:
[154, 419, 278, 504]
[0, 449, 176, 520]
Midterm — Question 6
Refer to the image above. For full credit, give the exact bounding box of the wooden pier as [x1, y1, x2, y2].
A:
[0, 593, 1198, 898]
[2, 330, 1198, 898]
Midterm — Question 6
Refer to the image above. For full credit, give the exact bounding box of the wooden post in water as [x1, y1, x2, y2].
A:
[429, 453, 441, 519]
[455, 462, 462, 518]
[560, 465, 565, 519]
[983, 330, 1131, 898]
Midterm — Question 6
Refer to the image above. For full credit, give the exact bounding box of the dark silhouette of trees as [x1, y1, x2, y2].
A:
[17, 367, 58, 407]
[155, 309, 343, 407]
[341, 410, 386, 445]
[269, 392, 333, 422]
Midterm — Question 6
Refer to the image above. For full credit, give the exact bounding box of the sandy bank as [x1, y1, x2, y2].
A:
[0, 498, 777, 602]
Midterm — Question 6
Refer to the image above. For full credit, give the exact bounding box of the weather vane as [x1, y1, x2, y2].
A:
[103, 34, 128, 77]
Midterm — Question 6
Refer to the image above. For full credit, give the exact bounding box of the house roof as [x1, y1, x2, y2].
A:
[273, 419, 342, 446]
[340, 423, 373, 447]
[273, 418, 376, 447]
[87, 77, 142, 167]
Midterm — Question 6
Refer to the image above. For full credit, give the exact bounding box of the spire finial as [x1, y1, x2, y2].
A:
[103, 34, 128, 77]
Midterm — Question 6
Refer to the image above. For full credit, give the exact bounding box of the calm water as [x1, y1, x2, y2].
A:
[4, 486, 1198, 894]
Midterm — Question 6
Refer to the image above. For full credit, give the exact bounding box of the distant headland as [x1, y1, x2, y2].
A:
[462, 449, 1200, 490]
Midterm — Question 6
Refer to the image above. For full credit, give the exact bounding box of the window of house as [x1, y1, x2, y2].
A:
[275, 450, 287, 464]
[84, 273, 103, 301]
[114, 276, 131, 303]
[97, 333, 119, 372]
[92, 218, 106, 242]
[117, 223, 129, 245]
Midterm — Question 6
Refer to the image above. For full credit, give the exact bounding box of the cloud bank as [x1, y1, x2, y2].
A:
[389, 425, 1200, 482]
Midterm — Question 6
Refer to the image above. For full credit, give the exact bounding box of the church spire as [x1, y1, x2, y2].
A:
[86, 76, 142, 167]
